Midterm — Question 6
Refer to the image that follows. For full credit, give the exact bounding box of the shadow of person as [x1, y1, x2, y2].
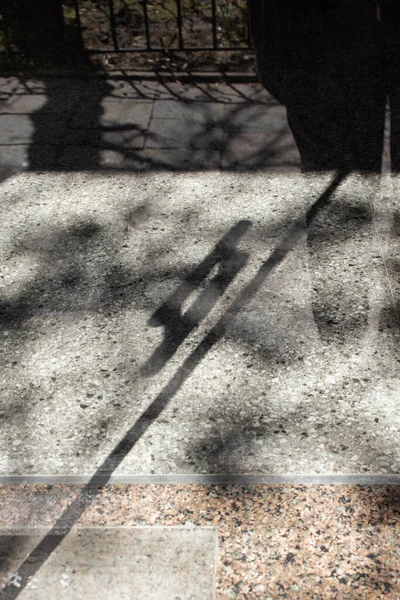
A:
[27, 75, 113, 173]
[249, 0, 400, 173]
[306, 176, 378, 347]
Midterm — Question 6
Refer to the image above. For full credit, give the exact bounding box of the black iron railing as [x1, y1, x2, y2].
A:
[67, 0, 250, 54]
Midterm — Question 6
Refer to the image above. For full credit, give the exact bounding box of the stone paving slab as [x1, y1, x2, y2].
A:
[69, 100, 153, 129]
[0, 527, 217, 600]
[222, 104, 290, 134]
[0, 484, 399, 599]
[220, 132, 300, 170]
[0, 147, 58, 182]
[56, 147, 222, 171]
[0, 115, 69, 146]
[152, 100, 225, 122]
[0, 171, 399, 477]
[146, 119, 225, 149]
[64, 127, 146, 150]
[0, 77, 294, 176]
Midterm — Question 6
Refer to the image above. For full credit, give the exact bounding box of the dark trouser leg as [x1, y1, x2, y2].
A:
[389, 58, 400, 172]
[284, 31, 386, 173]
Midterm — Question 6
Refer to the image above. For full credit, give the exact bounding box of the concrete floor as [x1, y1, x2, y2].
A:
[0, 170, 399, 477]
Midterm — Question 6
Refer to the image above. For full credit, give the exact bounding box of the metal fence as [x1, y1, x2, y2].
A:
[67, 0, 250, 54]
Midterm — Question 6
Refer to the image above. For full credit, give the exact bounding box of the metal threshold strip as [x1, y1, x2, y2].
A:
[1, 474, 400, 485]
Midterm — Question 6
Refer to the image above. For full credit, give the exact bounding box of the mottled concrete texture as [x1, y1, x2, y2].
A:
[0, 527, 217, 600]
[0, 171, 399, 476]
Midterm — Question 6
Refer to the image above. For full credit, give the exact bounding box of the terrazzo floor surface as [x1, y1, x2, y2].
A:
[1, 170, 400, 476]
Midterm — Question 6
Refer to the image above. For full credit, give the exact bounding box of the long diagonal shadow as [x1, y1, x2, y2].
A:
[0, 168, 348, 600]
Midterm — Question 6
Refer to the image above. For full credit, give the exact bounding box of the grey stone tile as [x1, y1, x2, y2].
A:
[223, 83, 279, 104]
[0, 79, 21, 107]
[0, 145, 58, 179]
[0, 115, 35, 145]
[57, 147, 220, 171]
[142, 148, 221, 170]
[0, 528, 217, 599]
[153, 82, 277, 105]
[70, 100, 153, 129]
[64, 127, 146, 150]
[223, 104, 290, 134]
[146, 119, 225, 149]
[0, 78, 46, 96]
[152, 100, 224, 122]
[0, 115, 68, 145]
[105, 79, 160, 101]
[0, 89, 85, 115]
[154, 82, 226, 102]
[220, 132, 300, 169]
[56, 147, 146, 170]
[0, 95, 52, 114]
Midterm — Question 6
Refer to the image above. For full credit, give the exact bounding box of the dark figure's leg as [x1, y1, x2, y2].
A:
[250, 0, 386, 172]
[389, 77, 400, 172]
[385, 3, 400, 171]
[284, 2, 386, 173]
[284, 44, 350, 171]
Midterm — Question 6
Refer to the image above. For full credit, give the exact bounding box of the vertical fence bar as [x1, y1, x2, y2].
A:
[211, 0, 218, 49]
[244, 0, 251, 48]
[176, 0, 184, 50]
[108, 0, 119, 51]
[73, 0, 83, 37]
[142, 0, 151, 50]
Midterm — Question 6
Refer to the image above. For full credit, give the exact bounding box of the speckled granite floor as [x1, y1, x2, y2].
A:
[0, 484, 399, 599]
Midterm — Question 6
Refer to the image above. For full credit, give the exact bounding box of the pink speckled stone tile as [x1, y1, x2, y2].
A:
[0, 484, 399, 599]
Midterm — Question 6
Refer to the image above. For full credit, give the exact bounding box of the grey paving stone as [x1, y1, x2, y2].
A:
[63, 127, 146, 150]
[0, 145, 58, 180]
[152, 100, 224, 122]
[57, 147, 148, 170]
[0, 89, 86, 115]
[105, 79, 160, 101]
[56, 148, 217, 171]
[146, 119, 225, 149]
[142, 148, 221, 170]
[70, 100, 153, 129]
[153, 82, 277, 105]
[223, 83, 279, 104]
[0, 528, 217, 599]
[153, 82, 229, 102]
[0, 79, 21, 106]
[222, 104, 291, 134]
[0, 115, 68, 145]
[220, 132, 300, 170]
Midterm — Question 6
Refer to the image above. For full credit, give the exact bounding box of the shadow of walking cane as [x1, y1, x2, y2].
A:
[141, 219, 252, 376]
